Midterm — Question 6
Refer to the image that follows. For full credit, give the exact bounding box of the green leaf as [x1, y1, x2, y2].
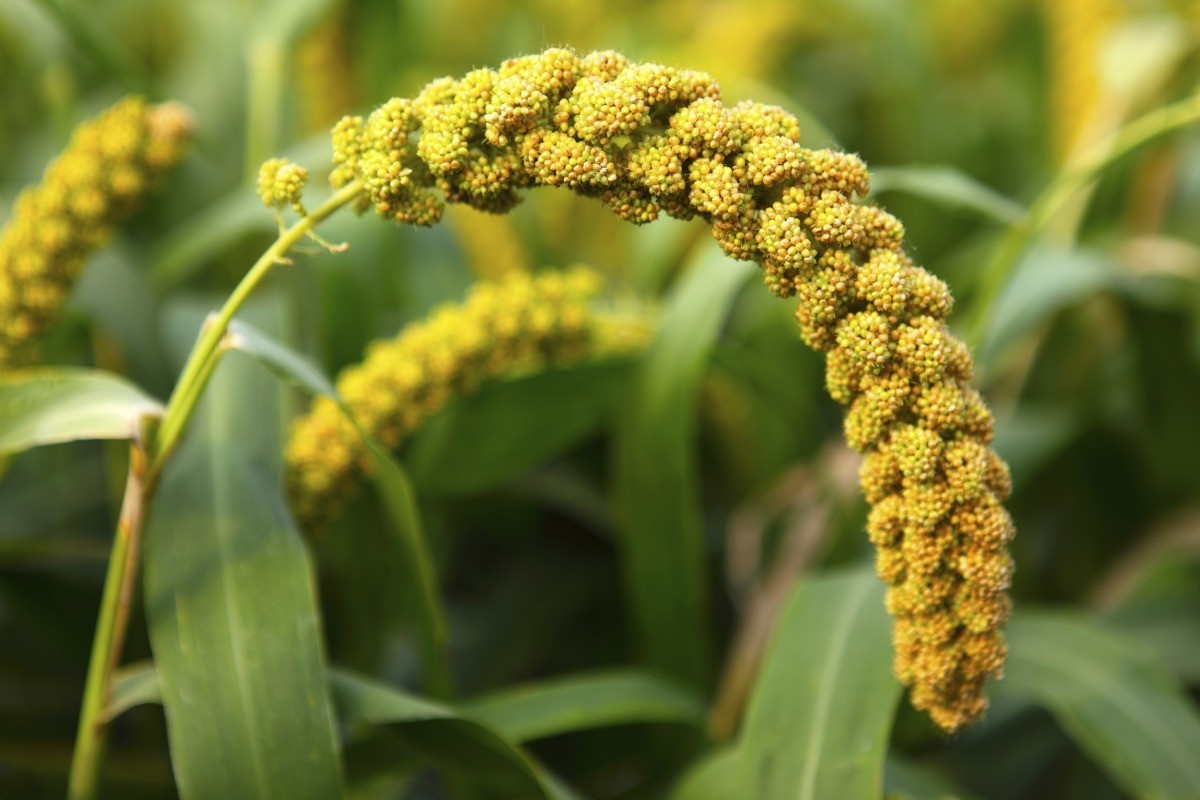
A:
[467, 669, 705, 743]
[149, 136, 329, 290]
[739, 566, 900, 799]
[103, 661, 161, 722]
[613, 244, 756, 690]
[225, 320, 450, 695]
[143, 349, 342, 800]
[991, 406, 1082, 490]
[330, 669, 557, 800]
[0, 367, 161, 455]
[979, 244, 1117, 362]
[1112, 605, 1200, 684]
[226, 318, 338, 399]
[151, 192, 274, 289]
[869, 165, 1028, 226]
[407, 360, 631, 496]
[92, 661, 645, 798]
[885, 756, 977, 800]
[999, 612, 1200, 800]
[360, 438, 451, 697]
[671, 748, 742, 800]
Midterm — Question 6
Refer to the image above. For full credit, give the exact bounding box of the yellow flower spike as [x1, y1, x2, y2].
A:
[306, 48, 1016, 733]
[286, 267, 652, 530]
[0, 96, 191, 367]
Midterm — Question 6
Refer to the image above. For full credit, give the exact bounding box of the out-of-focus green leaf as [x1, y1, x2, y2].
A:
[739, 566, 899, 799]
[1000, 613, 1200, 800]
[407, 360, 631, 496]
[627, 215, 703, 295]
[150, 137, 329, 289]
[151, 192, 273, 289]
[227, 318, 337, 398]
[330, 669, 557, 800]
[613, 245, 754, 690]
[869, 165, 1027, 226]
[979, 244, 1117, 364]
[103, 661, 160, 722]
[0, 367, 161, 454]
[1113, 609, 1200, 684]
[73, 250, 172, 393]
[27, 0, 144, 90]
[360, 438, 451, 696]
[143, 344, 342, 800]
[467, 670, 704, 743]
[0, 532, 109, 568]
[991, 406, 1082, 489]
[885, 756, 977, 800]
[251, 0, 338, 42]
[670, 748, 742, 800]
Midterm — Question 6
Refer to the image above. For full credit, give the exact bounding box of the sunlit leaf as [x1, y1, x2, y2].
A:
[0, 367, 161, 455]
[227, 318, 337, 399]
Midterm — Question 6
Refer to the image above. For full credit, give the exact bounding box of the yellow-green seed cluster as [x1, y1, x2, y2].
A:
[285, 266, 650, 529]
[257, 158, 309, 215]
[318, 47, 1015, 732]
[0, 97, 191, 367]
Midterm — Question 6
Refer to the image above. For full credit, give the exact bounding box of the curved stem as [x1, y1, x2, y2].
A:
[68, 179, 363, 800]
[964, 90, 1200, 351]
[152, 179, 363, 474]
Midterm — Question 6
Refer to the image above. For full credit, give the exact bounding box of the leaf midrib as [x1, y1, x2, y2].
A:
[210, 452, 272, 798]
[796, 577, 874, 800]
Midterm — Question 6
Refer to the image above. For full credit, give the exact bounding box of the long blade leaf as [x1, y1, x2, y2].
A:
[613, 245, 755, 689]
[467, 670, 704, 743]
[331, 669, 556, 799]
[226, 319, 450, 694]
[143, 348, 342, 799]
[1000, 613, 1200, 800]
[739, 567, 899, 799]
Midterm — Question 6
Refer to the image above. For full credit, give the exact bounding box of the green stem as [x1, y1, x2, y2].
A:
[152, 180, 363, 475]
[964, 90, 1200, 351]
[69, 445, 148, 800]
[68, 179, 362, 799]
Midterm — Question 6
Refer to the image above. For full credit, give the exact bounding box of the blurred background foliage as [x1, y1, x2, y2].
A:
[1, 0, 1200, 798]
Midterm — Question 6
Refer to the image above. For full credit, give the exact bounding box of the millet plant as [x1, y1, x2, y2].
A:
[3, 31, 1200, 800]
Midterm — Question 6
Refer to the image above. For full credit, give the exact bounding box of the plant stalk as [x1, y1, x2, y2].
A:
[152, 180, 363, 475]
[68, 179, 363, 799]
[68, 444, 148, 800]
